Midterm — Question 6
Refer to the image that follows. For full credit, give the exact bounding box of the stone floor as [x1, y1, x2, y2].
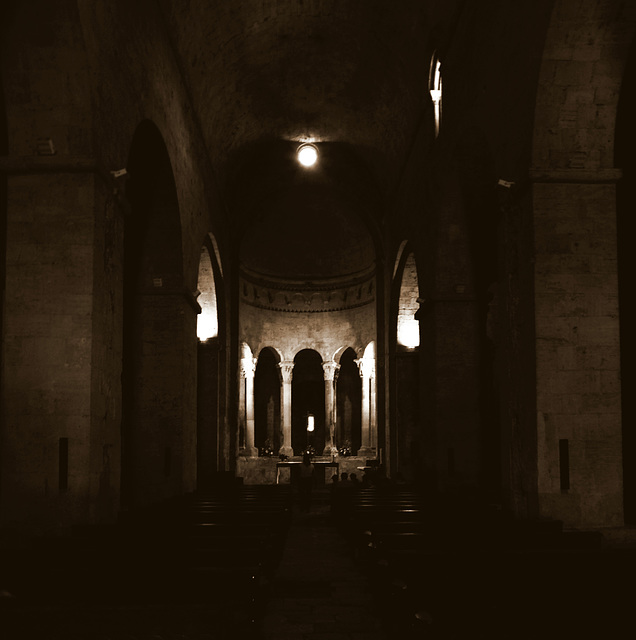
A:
[258, 496, 388, 640]
[5, 489, 636, 639]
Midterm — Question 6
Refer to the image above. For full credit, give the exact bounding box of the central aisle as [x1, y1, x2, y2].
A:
[259, 495, 388, 639]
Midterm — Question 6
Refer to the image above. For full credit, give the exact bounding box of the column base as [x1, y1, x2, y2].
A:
[278, 446, 294, 457]
[356, 446, 376, 460]
[323, 444, 338, 456]
[240, 446, 258, 457]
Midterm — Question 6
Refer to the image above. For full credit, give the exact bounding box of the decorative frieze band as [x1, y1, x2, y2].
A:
[239, 273, 375, 313]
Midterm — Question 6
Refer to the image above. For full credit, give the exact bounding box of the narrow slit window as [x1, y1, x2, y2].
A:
[59, 437, 69, 492]
[559, 439, 570, 491]
[429, 52, 442, 138]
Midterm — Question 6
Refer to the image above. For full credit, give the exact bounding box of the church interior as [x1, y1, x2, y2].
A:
[1, 1, 636, 638]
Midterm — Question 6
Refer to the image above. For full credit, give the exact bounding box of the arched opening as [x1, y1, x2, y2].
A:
[616, 39, 636, 523]
[292, 349, 325, 455]
[197, 245, 218, 342]
[397, 251, 420, 350]
[196, 241, 223, 490]
[0, 67, 6, 506]
[255, 347, 282, 455]
[392, 246, 421, 482]
[429, 50, 443, 138]
[336, 348, 362, 455]
[122, 120, 192, 509]
[0, 67, 7, 421]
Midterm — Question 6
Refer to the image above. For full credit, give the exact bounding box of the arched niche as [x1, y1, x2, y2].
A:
[336, 347, 362, 455]
[292, 349, 325, 455]
[254, 347, 282, 454]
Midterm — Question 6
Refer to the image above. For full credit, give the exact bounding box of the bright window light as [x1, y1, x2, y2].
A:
[429, 53, 442, 138]
[197, 309, 218, 341]
[398, 317, 420, 349]
[297, 143, 318, 167]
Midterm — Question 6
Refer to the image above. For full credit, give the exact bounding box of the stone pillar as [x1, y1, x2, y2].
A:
[0, 168, 119, 531]
[531, 171, 623, 527]
[238, 361, 246, 452]
[197, 338, 220, 490]
[131, 293, 199, 506]
[370, 367, 377, 450]
[278, 361, 295, 457]
[322, 361, 340, 456]
[356, 357, 375, 458]
[240, 357, 258, 456]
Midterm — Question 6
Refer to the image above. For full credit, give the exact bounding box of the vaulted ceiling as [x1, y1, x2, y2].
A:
[157, 0, 465, 280]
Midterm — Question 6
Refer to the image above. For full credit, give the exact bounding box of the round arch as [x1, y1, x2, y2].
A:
[254, 346, 283, 455]
[395, 250, 420, 350]
[336, 347, 362, 455]
[197, 245, 219, 341]
[196, 233, 226, 488]
[390, 246, 422, 480]
[122, 119, 193, 509]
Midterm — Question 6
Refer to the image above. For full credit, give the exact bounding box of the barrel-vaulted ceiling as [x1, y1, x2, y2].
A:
[157, 0, 464, 281]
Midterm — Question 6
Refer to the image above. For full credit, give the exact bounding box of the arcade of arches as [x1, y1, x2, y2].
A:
[1, 0, 636, 536]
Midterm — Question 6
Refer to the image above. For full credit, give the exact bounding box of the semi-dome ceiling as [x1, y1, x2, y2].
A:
[240, 189, 375, 281]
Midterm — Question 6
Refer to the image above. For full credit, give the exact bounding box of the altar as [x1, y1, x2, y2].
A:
[275, 459, 339, 484]
[235, 455, 367, 485]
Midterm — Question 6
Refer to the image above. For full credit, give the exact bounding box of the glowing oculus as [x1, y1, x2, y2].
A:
[297, 143, 318, 167]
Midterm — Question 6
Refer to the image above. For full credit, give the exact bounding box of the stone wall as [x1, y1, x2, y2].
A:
[240, 297, 376, 363]
[0, 0, 224, 530]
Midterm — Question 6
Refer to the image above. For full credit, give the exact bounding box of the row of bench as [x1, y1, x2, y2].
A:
[330, 486, 634, 639]
[1, 484, 293, 639]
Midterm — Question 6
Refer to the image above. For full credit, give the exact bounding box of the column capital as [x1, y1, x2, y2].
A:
[321, 360, 340, 382]
[240, 357, 257, 379]
[278, 360, 295, 383]
[354, 357, 375, 379]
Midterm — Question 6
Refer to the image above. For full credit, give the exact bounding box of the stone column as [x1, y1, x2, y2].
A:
[238, 361, 246, 451]
[278, 361, 295, 457]
[240, 357, 258, 456]
[322, 361, 340, 456]
[370, 364, 377, 450]
[356, 357, 376, 458]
